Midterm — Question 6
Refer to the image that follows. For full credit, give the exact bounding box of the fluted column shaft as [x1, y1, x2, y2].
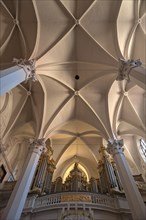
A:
[2, 138, 45, 220]
[107, 139, 146, 220]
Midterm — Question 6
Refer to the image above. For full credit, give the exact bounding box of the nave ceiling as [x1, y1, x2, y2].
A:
[0, 0, 146, 180]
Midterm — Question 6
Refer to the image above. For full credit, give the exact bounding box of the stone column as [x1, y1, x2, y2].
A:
[107, 139, 146, 220]
[0, 58, 37, 96]
[2, 138, 46, 220]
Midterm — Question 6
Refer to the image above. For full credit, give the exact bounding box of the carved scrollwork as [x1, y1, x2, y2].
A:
[29, 138, 45, 146]
[13, 58, 37, 81]
[116, 58, 142, 82]
[28, 138, 46, 153]
[29, 138, 45, 147]
[107, 139, 124, 155]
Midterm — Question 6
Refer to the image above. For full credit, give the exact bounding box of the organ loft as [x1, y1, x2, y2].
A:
[28, 144, 145, 198]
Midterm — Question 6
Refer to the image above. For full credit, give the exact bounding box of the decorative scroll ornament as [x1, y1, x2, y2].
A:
[29, 138, 45, 146]
[97, 160, 103, 169]
[116, 58, 142, 82]
[47, 159, 56, 173]
[99, 146, 110, 159]
[107, 139, 124, 155]
[45, 139, 53, 158]
[13, 58, 37, 81]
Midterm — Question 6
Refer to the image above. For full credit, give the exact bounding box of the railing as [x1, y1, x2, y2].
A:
[35, 193, 61, 207]
[91, 194, 115, 208]
[24, 192, 117, 211]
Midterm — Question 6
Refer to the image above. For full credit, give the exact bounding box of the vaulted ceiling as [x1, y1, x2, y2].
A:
[0, 0, 146, 180]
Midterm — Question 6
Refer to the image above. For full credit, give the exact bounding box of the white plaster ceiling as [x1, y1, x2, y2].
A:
[0, 0, 146, 179]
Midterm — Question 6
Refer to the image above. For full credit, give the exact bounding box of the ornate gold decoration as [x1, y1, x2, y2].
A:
[97, 160, 103, 168]
[61, 194, 92, 202]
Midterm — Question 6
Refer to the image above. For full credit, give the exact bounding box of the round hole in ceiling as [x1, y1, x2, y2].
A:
[75, 75, 80, 80]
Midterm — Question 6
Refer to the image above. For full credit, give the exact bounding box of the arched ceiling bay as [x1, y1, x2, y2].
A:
[51, 120, 101, 160]
[0, 0, 37, 69]
[50, 120, 102, 179]
[117, 0, 146, 63]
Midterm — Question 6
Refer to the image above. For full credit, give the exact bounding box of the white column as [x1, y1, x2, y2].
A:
[0, 58, 36, 96]
[2, 138, 46, 220]
[107, 139, 146, 220]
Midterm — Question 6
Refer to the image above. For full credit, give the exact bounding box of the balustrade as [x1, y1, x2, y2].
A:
[24, 192, 116, 211]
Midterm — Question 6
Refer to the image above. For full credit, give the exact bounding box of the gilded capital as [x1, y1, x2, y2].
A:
[107, 139, 124, 155]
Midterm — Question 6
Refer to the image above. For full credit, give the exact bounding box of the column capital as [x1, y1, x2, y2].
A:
[107, 139, 124, 156]
[116, 58, 142, 82]
[13, 58, 37, 81]
[29, 138, 46, 155]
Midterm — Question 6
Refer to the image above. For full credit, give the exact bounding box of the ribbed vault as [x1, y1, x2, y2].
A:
[0, 0, 146, 180]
